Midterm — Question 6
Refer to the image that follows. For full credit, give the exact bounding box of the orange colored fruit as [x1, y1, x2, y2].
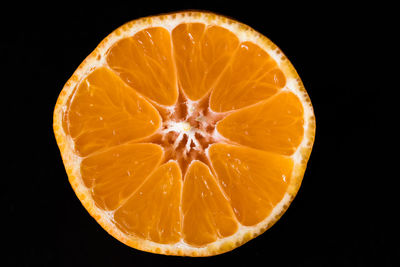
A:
[54, 11, 315, 256]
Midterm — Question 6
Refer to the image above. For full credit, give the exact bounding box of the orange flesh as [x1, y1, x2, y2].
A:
[114, 161, 182, 244]
[217, 92, 304, 156]
[80, 143, 163, 210]
[62, 24, 305, 245]
[64, 67, 161, 157]
[107, 27, 178, 106]
[210, 42, 286, 112]
[208, 144, 294, 226]
[172, 23, 239, 100]
[182, 161, 238, 246]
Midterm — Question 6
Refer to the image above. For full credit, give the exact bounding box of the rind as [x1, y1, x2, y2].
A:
[53, 11, 316, 256]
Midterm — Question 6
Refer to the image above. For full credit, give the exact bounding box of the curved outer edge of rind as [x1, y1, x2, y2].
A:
[53, 10, 316, 257]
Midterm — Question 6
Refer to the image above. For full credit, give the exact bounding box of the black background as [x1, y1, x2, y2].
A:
[4, 2, 395, 267]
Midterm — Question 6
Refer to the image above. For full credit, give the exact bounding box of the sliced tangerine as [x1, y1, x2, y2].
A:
[54, 11, 315, 256]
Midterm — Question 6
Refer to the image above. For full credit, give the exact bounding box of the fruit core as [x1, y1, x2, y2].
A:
[146, 91, 226, 175]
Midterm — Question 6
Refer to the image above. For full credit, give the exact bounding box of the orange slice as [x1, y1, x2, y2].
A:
[53, 11, 315, 256]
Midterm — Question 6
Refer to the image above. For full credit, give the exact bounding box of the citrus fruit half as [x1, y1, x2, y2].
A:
[53, 11, 315, 256]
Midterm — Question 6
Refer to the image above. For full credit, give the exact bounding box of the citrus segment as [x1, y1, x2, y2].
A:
[210, 42, 286, 112]
[172, 23, 239, 100]
[80, 143, 164, 211]
[62, 67, 161, 157]
[114, 161, 182, 244]
[217, 92, 304, 155]
[107, 27, 178, 106]
[208, 144, 293, 226]
[182, 161, 238, 246]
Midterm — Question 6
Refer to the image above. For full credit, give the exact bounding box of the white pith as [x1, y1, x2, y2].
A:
[163, 121, 204, 154]
[53, 11, 315, 256]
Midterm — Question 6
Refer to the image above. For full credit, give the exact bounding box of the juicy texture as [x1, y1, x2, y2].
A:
[55, 13, 315, 257]
[182, 161, 238, 246]
[81, 143, 163, 210]
[107, 27, 178, 106]
[114, 161, 182, 244]
[210, 42, 286, 112]
[172, 23, 239, 100]
[64, 67, 161, 157]
[208, 144, 294, 226]
[217, 92, 304, 156]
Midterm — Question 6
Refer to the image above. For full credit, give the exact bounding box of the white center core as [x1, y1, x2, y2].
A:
[162, 121, 206, 156]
